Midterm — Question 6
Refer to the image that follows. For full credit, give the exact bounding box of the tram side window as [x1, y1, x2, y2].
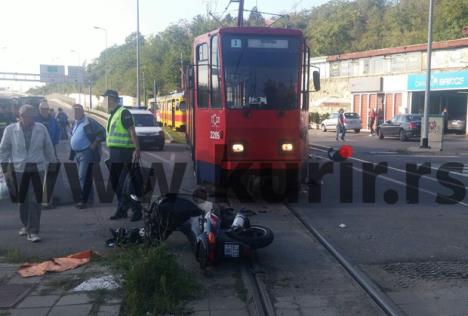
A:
[197, 43, 209, 108]
[211, 36, 222, 108]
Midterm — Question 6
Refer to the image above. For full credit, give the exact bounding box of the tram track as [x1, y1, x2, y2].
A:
[237, 203, 405, 316]
[300, 144, 407, 315]
[285, 204, 405, 316]
[226, 194, 400, 316]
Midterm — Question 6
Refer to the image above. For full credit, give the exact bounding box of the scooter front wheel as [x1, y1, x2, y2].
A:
[226, 225, 274, 250]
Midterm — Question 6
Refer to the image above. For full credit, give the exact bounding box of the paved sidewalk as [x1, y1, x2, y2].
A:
[0, 261, 120, 316]
[309, 128, 468, 155]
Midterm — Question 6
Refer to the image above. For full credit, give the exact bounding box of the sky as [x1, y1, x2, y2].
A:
[0, 0, 329, 91]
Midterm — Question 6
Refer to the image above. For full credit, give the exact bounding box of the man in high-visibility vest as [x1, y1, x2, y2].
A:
[104, 90, 142, 221]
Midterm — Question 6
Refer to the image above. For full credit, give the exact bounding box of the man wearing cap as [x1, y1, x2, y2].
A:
[0, 105, 57, 242]
[104, 90, 142, 221]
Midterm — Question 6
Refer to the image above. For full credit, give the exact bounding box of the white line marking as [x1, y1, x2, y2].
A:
[410, 155, 459, 158]
[369, 152, 399, 155]
[307, 152, 468, 207]
[311, 145, 468, 179]
[145, 151, 172, 164]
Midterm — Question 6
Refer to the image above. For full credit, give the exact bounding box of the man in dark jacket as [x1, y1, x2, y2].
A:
[56, 108, 69, 140]
[36, 101, 60, 208]
[36, 101, 60, 149]
[70, 104, 106, 208]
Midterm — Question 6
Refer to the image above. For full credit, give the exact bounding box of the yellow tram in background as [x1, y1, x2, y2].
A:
[152, 92, 186, 131]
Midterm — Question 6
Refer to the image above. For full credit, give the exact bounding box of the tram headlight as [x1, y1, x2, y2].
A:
[232, 143, 244, 153]
[281, 143, 293, 152]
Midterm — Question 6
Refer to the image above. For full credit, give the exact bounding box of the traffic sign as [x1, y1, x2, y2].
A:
[67, 66, 84, 84]
[40, 64, 65, 83]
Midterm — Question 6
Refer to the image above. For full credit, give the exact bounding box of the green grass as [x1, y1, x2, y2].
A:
[108, 244, 199, 316]
[163, 127, 187, 144]
[233, 271, 247, 303]
[0, 248, 44, 264]
[88, 289, 120, 316]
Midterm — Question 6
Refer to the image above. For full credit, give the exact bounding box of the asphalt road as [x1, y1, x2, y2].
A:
[296, 129, 468, 314]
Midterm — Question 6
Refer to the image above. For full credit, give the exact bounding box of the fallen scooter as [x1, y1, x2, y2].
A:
[145, 194, 274, 269]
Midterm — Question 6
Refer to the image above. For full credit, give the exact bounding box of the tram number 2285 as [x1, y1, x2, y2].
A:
[210, 131, 223, 140]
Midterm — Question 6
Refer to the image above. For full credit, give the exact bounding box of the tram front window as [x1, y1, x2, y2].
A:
[222, 35, 300, 110]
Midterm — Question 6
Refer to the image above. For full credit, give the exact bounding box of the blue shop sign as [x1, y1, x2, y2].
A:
[407, 71, 468, 91]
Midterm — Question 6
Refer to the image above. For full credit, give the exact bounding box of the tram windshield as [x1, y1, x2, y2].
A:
[222, 35, 300, 110]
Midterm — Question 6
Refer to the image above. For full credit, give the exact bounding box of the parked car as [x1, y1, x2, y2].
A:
[377, 114, 421, 141]
[320, 112, 362, 133]
[128, 108, 165, 150]
[447, 117, 466, 133]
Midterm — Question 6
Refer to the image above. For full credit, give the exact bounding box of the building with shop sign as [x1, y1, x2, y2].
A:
[310, 38, 468, 133]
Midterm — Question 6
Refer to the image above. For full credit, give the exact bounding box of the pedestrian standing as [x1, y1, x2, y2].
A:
[336, 109, 346, 141]
[104, 90, 142, 222]
[56, 108, 69, 140]
[368, 108, 376, 136]
[36, 101, 60, 150]
[0, 105, 57, 242]
[376, 108, 384, 130]
[441, 107, 448, 133]
[69, 104, 106, 209]
[36, 101, 60, 208]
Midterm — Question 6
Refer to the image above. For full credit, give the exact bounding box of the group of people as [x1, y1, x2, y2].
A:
[335, 107, 385, 141]
[367, 107, 384, 137]
[69, 89, 143, 223]
[0, 90, 143, 243]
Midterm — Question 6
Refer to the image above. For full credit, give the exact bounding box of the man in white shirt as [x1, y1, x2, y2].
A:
[0, 105, 56, 242]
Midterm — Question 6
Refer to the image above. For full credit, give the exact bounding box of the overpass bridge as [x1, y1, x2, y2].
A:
[0, 72, 41, 82]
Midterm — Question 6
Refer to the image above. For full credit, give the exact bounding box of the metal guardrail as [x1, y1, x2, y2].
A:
[49, 94, 109, 123]
[86, 108, 109, 120]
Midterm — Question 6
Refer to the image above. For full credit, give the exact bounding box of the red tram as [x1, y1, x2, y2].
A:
[185, 27, 319, 191]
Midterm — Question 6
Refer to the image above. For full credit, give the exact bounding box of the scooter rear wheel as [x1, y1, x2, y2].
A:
[226, 225, 274, 249]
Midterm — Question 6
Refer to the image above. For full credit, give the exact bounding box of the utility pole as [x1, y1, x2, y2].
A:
[143, 71, 147, 108]
[420, 0, 434, 148]
[180, 51, 183, 91]
[70, 49, 81, 103]
[237, 0, 244, 27]
[88, 80, 93, 109]
[153, 80, 157, 112]
[136, 0, 141, 107]
[93, 26, 108, 90]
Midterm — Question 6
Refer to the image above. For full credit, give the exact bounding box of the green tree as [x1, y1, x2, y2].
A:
[433, 0, 468, 41]
[245, 6, 265, 26]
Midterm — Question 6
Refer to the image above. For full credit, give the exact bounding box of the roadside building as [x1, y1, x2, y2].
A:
[311, 38, 468, 133]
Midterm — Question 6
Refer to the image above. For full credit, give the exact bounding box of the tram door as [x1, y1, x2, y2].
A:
[194, 35, 226, 183]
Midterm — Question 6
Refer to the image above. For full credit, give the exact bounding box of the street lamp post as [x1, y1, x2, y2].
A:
[93, 26, 108, 90]
[136, 0, 141, 107]
[70, 49, 82, 103]
[420, 0, 434, 148]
